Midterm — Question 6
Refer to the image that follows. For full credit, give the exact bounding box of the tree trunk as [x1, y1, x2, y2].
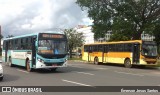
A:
[69, 49, 72, 58]
[132, 31, 143, 40]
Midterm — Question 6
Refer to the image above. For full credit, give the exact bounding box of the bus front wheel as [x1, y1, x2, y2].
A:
[124, 59, 132, 68]
[8, 57, 13, 67]
[94, 57, 99, 65]
[0, 77, 3, 81]
[26, 60, 32, 72]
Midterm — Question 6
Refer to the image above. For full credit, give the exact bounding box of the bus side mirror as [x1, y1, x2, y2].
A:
[35, 41, 38, 47]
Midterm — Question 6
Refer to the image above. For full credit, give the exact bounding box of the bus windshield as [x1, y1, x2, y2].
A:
[38, 40, 67, 55]
[142, 44, 157, 57]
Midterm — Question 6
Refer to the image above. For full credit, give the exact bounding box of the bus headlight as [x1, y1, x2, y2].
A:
[65, 59, 67, 62]
[38, 58, 44, 63]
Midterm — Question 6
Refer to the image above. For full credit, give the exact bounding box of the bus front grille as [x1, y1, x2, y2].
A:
[44, 62, 64, 66]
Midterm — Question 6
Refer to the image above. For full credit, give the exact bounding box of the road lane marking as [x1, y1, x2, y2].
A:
[95, 67, 108, 70]
[69, 65, 109, 71]
[17, 69, 29, 73]
[62, 79, 92, 87]
[76, 72, 94, 75]
[115, 71, 144, 76]
[69, 65, 84, 68]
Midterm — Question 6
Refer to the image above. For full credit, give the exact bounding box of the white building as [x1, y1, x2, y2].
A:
[100, 31, 155, 42]
[141, 32, 155, 41]
[75, 25, 94, 44]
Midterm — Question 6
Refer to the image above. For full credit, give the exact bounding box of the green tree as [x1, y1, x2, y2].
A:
[6, 35, 14, 38]
[77, 0, 160, 40]
[153, 21, 160, 54]
[64, 28, 84, 58]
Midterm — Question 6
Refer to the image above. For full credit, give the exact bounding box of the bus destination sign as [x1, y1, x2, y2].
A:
[42, 34, 63, 39]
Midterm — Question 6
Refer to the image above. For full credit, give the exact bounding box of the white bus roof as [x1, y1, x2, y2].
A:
[4, 30, 65, 40]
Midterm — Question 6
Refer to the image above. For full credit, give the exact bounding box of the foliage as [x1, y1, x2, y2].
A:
[6, 35, 14, 38]
[153, 21, 160, 53]
[76, 0, 160, 40]
[64, 28, 84, 58]
[0, 34, 3, 39]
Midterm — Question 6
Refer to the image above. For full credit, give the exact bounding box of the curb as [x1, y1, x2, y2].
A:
[69, 60, 88, 63]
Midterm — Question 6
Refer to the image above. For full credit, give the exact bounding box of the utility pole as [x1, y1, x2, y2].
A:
[0, 25, 1, 50]
[0, 25, 2, 49]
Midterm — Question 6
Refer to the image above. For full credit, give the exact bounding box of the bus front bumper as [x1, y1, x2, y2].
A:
[35, 60, 68, 69]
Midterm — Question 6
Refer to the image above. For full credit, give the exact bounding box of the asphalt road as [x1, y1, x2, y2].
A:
[0, 60, 160, 95]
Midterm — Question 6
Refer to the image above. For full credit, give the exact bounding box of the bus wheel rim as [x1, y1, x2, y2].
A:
[125, 60, 131, 67]
[9, 58, 12, 66]
[94, 58, 98, 64]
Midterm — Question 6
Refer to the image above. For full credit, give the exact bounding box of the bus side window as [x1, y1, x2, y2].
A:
[8, 40, 12, 50]
[89, 46, 92, 52]
[27, 37, 32, 49]
[104, 45, 108, 52]
[21, 39, 23, 49]
[15, 39, 18, 50]
[92, 45, 96, 52]
[11, 40, 13, 50]
[84, 45, 88, 52]
[17, 39, 21, 49]
[98, 45, 103, 52]
[119, 44, 124, 52]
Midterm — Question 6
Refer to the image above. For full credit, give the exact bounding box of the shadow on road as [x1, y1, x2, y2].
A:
[96, 62, 160, 71]
[33, 69, 66, 74]
[33, 66, 97, 74]
[1, 74, 20, 82]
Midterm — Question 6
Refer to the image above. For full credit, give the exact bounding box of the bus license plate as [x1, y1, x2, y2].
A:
[52, 64, 57, 67]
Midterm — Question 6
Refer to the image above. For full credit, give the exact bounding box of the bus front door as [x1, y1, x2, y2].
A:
[32, 37, 36, 67]
[5, 41, 8, 62]
[88, 46, 92, 62]
[103, 45, 108, 63]
[132, 44, 140, 64]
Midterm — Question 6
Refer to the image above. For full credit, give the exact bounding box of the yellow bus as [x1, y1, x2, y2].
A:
[82, 40, 158, 68]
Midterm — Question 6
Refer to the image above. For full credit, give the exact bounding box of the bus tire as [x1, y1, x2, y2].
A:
[26, 60, 32, 72]
[8, 57, 13, 67]
[94, 57, 99, 65]
[0, 77, 3, 81]
[124, 59, 132, 68]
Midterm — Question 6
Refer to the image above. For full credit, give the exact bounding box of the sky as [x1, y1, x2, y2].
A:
[0, 0, 92, 37]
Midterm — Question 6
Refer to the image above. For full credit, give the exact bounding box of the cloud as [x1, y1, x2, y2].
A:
[0, 0, 90, 37]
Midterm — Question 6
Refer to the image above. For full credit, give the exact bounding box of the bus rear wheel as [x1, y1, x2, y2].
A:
[94, 57, 99, 65]
[124, 59, 132, 68]
[26, 60, 32, 72]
